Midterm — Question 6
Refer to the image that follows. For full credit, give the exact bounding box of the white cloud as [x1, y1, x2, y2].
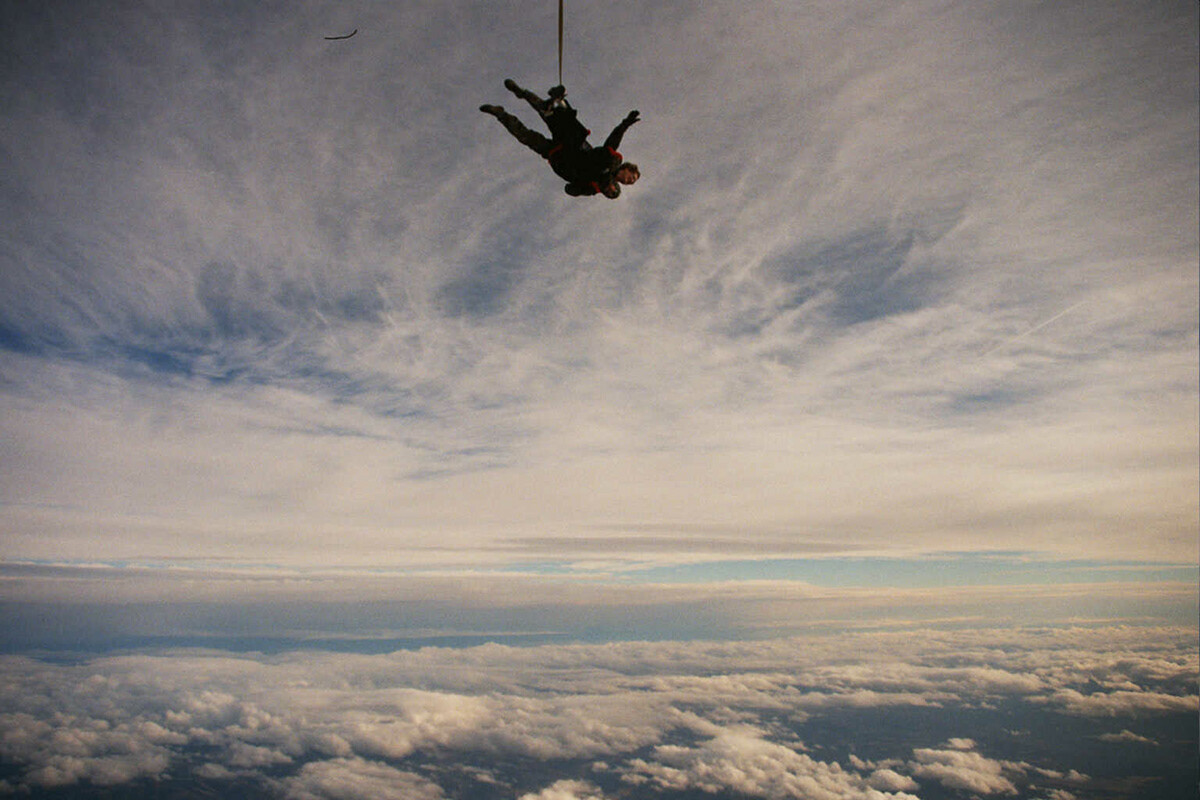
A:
[1036, 791, 1078, 800]
[1096, 729, 1157, 745]
[22, 752, 171, 790]
[0, 0, 1195, 573]
[0, 10, 1196, 795]
[1040, 688, 1200, 717]
[518, 779, 610, 800]
[866, 768, 919, 792]
[0, 624, 1192, 794]
[277, 758, 446, 800]
[227, 741, 293, 768]
[908, 747, 1020, 795]
[0, 709, 177, 790]
[624, 726, 918, 800]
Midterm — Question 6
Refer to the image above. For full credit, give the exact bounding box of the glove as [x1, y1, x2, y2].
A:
[624, 110, 640, 126]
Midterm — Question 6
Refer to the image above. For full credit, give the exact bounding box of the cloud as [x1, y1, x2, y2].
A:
[277, 758, 446, 800]
[908, 747, 1021, 795]
[866, 768, 919, 792]
[623, 726, 918, 800]
[1096, 729, 1157, 746]
[0, 0, 1196, 576]
[518, 779, 609, 800]
[1035, 791, 1078, 800]
[22, 752, 171, 791]
[0, 624, 1191, 795]
[1039, 688, 1200, 717]
[0, 7, 1195, 796]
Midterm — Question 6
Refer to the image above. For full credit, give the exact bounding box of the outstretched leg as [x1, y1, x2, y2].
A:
[504, 78, 554, 117]
[480, 105, 552, 158]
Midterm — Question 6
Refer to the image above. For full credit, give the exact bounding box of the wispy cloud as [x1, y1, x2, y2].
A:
[0, 0, 1195, 577]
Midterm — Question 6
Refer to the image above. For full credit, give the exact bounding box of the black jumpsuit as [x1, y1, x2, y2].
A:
[482, 80, 636, 196]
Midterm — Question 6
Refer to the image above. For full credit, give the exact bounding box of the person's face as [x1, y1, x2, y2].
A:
[616, 164, 640, 185]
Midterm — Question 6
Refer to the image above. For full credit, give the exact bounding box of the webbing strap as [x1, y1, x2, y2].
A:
[557, 0, 564, 86]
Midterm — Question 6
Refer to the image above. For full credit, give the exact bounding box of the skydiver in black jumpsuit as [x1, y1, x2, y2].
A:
[481, 79, 641, 198]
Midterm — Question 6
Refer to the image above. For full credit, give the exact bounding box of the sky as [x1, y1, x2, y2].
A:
[0, 0, 1197, 797]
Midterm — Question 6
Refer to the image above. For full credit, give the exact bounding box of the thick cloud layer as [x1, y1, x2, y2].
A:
[0, 625, 1194, 798]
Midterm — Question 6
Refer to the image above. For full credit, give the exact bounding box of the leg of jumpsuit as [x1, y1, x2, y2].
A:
[483, 107, 552, 158]
[504, 79, 552, 116]
[503, 80, 587, 150]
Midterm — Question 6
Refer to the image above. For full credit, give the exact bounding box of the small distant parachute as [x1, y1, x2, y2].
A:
[324, 29, 357, 41]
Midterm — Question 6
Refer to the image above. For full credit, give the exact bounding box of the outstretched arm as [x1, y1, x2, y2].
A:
[603, 110, 640, 152]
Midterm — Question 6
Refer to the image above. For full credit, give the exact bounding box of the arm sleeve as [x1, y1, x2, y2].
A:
[603, 112, 638, 152]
